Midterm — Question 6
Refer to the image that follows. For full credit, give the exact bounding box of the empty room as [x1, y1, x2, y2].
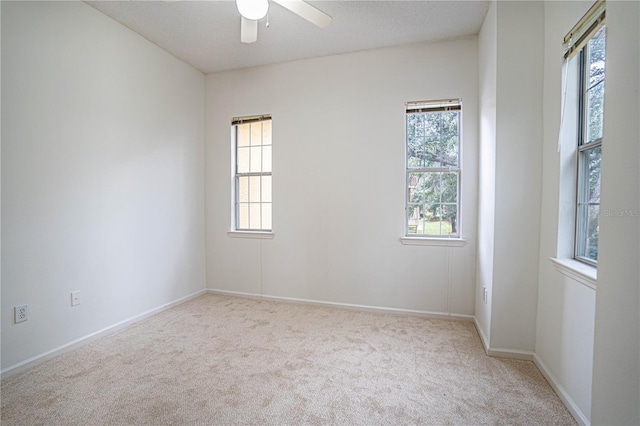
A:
[1, 0, 638, 424]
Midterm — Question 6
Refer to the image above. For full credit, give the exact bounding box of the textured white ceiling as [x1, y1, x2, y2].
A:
[87, 1, 489, 74]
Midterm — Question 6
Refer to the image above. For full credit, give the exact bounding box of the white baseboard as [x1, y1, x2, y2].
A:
[472, 317, 534, 360]
[533, 354, 590, 426]
[207, 288, 475, 322]
[473, 317, 490, 352]
[1, 289, 207, 380]
[486, 347, 535, 361]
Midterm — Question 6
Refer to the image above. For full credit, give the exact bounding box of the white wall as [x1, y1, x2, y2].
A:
[1, 2, 206, 371]
[475, 0, 497, 348]
[535, 2, 597, 422]
[206, 38, 479, 315]
[535, 1, 640, 424]
[591, 1, 640, 423]
[475, 1, 544, 355]
[490, 1, 544, 352]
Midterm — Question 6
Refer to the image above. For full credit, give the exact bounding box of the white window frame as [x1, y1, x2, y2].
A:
[574, 26, 605, 266]
[551, 0, 605, 284]
[230, 115, 273, 235]
[404, 99, 462, 240]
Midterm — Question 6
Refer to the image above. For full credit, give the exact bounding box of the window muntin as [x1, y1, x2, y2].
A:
[405, 100, 461, 238]
[575, 27, 605, 264]
[233, 116, 272, 232]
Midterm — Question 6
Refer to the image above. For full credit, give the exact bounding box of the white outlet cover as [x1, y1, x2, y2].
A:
[15, 305, 28, 323]
[71, 291, 81, 306]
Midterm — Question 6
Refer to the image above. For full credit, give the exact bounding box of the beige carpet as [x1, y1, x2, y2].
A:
[2, 294, 575, 425]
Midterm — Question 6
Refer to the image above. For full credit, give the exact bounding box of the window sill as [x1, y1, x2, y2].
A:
[399, 237, 466, 247]
[550, 257, 597, 290]
[227, 231, 274, 240]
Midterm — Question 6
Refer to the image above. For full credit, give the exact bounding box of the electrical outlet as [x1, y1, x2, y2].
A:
[15, 305, 28, 323]
[71, 291, 81, 306]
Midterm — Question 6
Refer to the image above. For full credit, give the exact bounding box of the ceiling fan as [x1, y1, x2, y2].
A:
[236, 0, 332, 43]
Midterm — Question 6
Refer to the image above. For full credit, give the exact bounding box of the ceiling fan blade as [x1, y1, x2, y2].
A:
[272, 0, 332, 28]
[241, 16, 258, 43]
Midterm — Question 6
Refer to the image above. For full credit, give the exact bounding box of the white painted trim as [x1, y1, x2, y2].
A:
[534, 354, 590, 426]
[486, 347, 535, 361]
[473, 318, 534, 360]
[550, 257, 597, 290]
[399, 237, 466, 247]
[473, 317, 490, 353]
[207, 289, 474, 322]
[227, 231, 274, 239]
[0, 289, 207, 380]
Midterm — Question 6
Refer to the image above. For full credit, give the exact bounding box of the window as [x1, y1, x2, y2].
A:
[405, 99, 461, 238]
[232, 115, 272, 232]
[575, 25, 605, 264]
[551, 0, 604, 281]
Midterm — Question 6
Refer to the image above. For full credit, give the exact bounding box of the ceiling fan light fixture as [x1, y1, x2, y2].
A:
[236, 0, 269, 20]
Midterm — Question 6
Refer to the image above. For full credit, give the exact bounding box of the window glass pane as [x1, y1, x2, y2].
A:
[587, 82, 605, 142]
[249, 176, 261, 203]
[585, 204, 599, 261]
[408, 203, 453, 235]
[249, 203, 261, 229]
[407, 146, 423, 168]
[586, 146, 601, 203]
[577, 203, 599, 262]
[424, 203, 452, 235]
[250, 146, 262, 173]
[586, 28, 605, 143]
[262, 146, 272, 173]
[406, 203, 426, 235]
[238, 203, 249, 229]
[237, 147, 250, 173]
[588, 28, 606, 87]
[408, 172, 438, 205]
[441, 172, 458, 203]
[407, 173, 422, 204]
[237, 124, 250, 147]
[424, 114, 442, 168]
[440, 204, 458, 235]
[407, 136, 426, 168]
[408, 172, 458, 206]
[407, 172, 459, 236]
[262, 120, 272, 145]
[262, 203, 272, 230]
[576, 145, 600, 262]
[425, 203, 442, 235]
[250, 122, 262, 146]
[261, 176, 272, 203]
[407, 114, 429, 168]
[408, 114, 424, 138]
[407, 111, 459, 169]
[423, 115, 441, 168]
[238, 176, 249, 202]
[440, 111, 459, 167]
